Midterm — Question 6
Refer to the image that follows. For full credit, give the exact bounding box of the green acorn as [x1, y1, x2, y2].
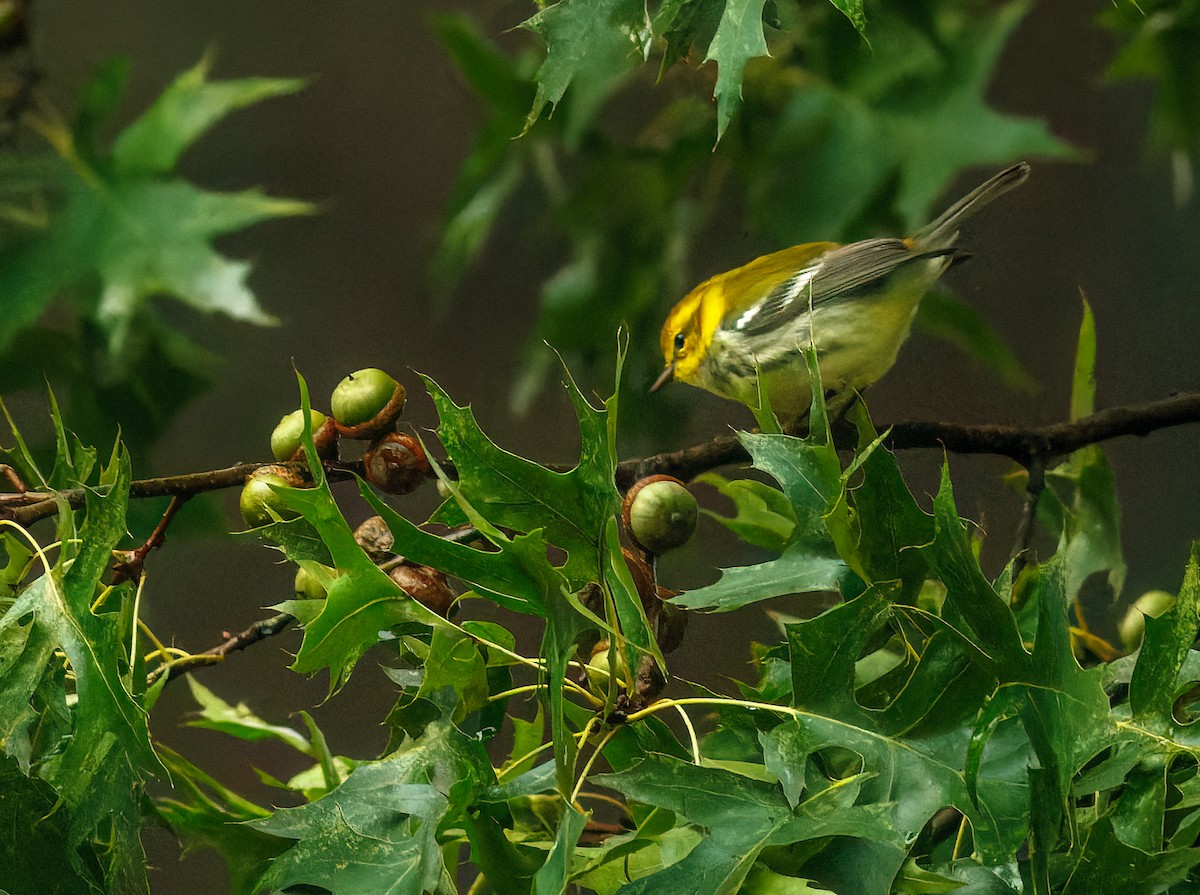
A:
[623, 475, 698, 555]
[239, 466, 305, 528]
[331, 368, 405, 437]
[271, 409, 330, 461]
[1118, 589, 1175, 652]
[294, 567, 328, 600]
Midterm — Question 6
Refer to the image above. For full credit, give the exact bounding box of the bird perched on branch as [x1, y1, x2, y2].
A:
[652, 162, 1031, 429]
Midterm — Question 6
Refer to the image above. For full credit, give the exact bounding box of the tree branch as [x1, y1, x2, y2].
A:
[1, 460, 364, 526]
[111, 494, 190, 586]
[4, 394, 1199, 523]
[615, 392, 1200, 489]
[153, 612, 296, 687]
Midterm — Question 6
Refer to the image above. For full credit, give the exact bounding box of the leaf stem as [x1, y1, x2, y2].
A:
[624, 695, 800, 725]
[571, 726, 619, 807]
[497, 741, 555, 781]
[952, 813, 970, 862]
[672, 703, 702, 765]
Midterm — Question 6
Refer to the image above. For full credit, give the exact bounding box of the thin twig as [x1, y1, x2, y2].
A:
[154, 612, 296, 687]
[2, 459, 364, 526]
[1011, 458, 1046, 577]
[111, 494, 191, 586]
[0, 464, 27, 492]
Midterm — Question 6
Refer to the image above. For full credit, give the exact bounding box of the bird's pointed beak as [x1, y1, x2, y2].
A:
[650, 363, 675, 393]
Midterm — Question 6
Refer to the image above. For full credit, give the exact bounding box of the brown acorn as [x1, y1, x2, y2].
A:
[363, 433, 430, 495]
[354, 515, 396, 563]
[389, 563, 455, 617]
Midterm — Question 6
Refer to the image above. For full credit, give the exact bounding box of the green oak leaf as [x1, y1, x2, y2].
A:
[705, 0, 771, 141]
[675, 430, 847, 611]
[925, 463, 1025, 668]
[1059, 817, 1200, 895]
[385, 625, 491, 734]
[841, 406, 934, 597]
[533, 804, 588, 895]
[784, 584, 894, 721]
[1130, 543, 1200, 725]
[1013, 558, 1114, 809]
[0, 444, 161, 893]
[0, 55, 311, 356]
[827, 0, 866, 36]
[520, 0, 649, 141]
[697, 472, 797, 553]
[251, 721, 492, 895]
[596, 754, 899, 894]
[0, 755, 101, 895]
[423, 358, 620, 590]
[654, 0, 724, 74]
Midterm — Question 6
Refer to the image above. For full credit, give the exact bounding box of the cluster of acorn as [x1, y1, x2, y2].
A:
[239, 368, 431, 528]
[240, 370, 457, 618]
[241, 368, 705, 647]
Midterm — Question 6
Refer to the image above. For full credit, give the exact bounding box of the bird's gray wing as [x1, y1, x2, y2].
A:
[732, 239, 953, 337]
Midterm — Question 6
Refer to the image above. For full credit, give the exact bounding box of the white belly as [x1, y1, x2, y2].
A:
[702, 287, 927, 423]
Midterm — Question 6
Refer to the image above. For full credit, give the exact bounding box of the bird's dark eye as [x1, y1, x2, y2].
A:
[673, 332, 686, 353]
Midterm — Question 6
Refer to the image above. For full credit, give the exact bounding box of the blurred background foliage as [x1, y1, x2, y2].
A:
[3, 0, 1197, 455]
[0, 40, 311, 463]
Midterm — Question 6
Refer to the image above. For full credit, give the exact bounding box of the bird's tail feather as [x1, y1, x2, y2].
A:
[912, 162, 1030, 249]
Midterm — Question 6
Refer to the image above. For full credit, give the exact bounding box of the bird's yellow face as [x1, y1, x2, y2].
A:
[654, 285, 718, 391]
[657, 292, 700, 383]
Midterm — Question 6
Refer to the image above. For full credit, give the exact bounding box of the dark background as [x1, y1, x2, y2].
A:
[10, 1, 1200, 889]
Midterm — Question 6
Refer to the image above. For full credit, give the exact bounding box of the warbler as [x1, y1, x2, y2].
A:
[652, 162, 1030, 428]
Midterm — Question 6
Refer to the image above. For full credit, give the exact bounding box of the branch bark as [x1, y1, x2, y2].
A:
[4, 393, 1200, 521]
[153, 612, 296, 686]
[2, 459, 364, 526]
[615, 392, 1200, 489]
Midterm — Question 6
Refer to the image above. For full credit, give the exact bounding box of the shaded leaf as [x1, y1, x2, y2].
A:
[153, 747, 287, 894]
[747, 1, 1072, 244]
[0, 445, 160, 893]
[252, 721, 491, 895]
[705, 0, 771, 141]
[698, 471, 796, 553]
[915, 289, 1035, 392]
